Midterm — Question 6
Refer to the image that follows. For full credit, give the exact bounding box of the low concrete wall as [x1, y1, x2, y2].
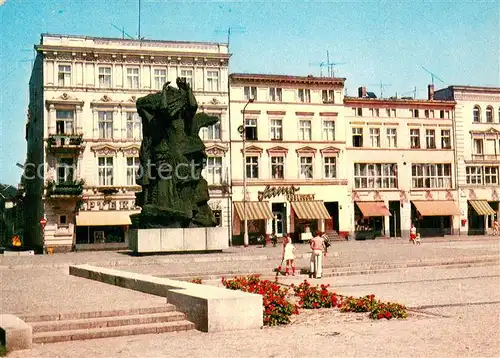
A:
[128, 226, 229, 254]
[69, 264, 263, 332]
[0, 314, 32, 352]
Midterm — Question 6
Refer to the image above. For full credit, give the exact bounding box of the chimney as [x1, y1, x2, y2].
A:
[358, 86, 367, 98]
[428, 84, 434, 100]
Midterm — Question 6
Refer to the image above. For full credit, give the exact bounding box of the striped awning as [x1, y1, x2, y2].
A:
[76, 211, 134, 226]
[412, 200, 460, 216]
[233, 201, 274, 220]
[469, 200, 495, 216]
[356, 201, 392, 217]
[290, 201, 331, 220]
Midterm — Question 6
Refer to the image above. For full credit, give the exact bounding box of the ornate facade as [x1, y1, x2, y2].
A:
[25, 34, 230, 252]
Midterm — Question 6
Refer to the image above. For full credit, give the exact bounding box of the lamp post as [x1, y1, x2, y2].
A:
[242, 98, 254, 247]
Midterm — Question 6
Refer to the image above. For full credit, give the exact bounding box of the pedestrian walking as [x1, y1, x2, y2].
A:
[410, 224, 417, 244]
[493, 218, 499, 236]
[282, 236, 296, 276]
[309, 232, 325, 279]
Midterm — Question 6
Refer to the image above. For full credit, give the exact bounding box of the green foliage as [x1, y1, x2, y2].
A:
[0, 345, 6, 357]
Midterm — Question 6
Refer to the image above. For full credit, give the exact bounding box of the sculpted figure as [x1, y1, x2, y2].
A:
[131, 78, 218, 228]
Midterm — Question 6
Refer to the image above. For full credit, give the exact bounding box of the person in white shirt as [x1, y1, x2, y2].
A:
[282, 235, 296, 276]
[309, 232, 325, 278]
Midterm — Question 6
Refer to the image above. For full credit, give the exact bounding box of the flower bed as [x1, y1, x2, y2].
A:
[221, 275, 299, 326]
[189, 278, 202, 284]
[291, 281, 341, 309]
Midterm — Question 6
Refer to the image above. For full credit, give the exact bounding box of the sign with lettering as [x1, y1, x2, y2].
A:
[258, 185, 300, 201]
[288, 194, 315, 202]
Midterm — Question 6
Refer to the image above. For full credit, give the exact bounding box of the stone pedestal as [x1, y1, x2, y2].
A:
[129, 227, 229, 253]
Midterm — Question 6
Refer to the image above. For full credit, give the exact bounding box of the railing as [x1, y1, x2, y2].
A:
[471, 154, 499, 161]
[46, 179, 85, 197]
[47, 134, 84, 149]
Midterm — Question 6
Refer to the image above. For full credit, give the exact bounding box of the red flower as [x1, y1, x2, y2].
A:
[378, 313, 383, 319]
[385, 312, 392, 319]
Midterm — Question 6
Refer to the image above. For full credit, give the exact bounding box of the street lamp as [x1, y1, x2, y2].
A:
[242, 98, 254, 247]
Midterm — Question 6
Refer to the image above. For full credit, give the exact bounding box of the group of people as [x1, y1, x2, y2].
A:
[280, 232, 326, 278]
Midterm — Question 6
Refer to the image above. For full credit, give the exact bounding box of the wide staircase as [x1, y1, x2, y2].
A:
[325, 230, 346, 241]
[21, 304, 195, 344]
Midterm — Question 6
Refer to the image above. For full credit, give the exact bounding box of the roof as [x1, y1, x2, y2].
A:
[435, 85, 500, 96]
[0, 184, 17, 200]
[229, 73, 345, 86]
[344, 96, 455, 107]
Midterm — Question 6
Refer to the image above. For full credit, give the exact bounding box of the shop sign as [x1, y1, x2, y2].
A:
[288, 194, 315, 201]
[258, 185, 300, 201]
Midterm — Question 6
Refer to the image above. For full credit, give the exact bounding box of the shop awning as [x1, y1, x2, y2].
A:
[234, 201, 274, 220]
[356, 201, 391, 217]
[76, 211, 133, 226]
[469, 200, 495, 216]
[290, 201, 331, 220]
[412, 200, 460, 216]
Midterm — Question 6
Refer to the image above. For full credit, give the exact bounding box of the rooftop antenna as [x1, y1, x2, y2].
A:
[309, 50, 346, 77]
[401, 86, 418, 99]
[421, 66, 444, 85]
[111, 24, 134, 40]
[215, 26, 246, 50]
[138, 0, 141, 40]
[369, 82, 392, 98]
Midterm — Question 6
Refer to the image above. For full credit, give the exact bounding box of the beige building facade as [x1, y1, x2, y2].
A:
[229, 74, 350, 244]
[344, 86, 459, 239]
[25, 34, 230, 252]
[435, 86, 500, 235]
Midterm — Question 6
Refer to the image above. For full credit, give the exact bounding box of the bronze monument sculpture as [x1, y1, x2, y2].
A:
[130, 78, 219, 229]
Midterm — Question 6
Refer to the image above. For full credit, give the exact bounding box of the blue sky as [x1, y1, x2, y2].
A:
[0, 0, 499, 185]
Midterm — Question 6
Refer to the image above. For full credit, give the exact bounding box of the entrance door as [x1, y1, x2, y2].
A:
[324, 202, 338, 232]
[388, 201, 401, 237]
[273, 212, 284, 236]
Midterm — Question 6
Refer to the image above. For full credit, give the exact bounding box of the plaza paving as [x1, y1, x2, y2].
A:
[1, 236, 500, 357]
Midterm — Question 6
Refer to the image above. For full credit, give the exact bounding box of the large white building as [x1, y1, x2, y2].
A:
[434, 86, 500, 235]
[228, 74, 349, 244]
[24, 34, 230, 252]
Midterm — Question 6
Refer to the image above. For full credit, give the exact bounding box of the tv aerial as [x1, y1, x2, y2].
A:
[309, 50, 345, 77]
[421, 66, 444, 85]
[369, 82, 392, 98]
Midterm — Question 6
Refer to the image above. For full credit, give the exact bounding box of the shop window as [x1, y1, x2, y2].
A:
[213, 210, 222, 227]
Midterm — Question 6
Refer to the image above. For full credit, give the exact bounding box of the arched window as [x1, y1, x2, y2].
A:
[486, 106, 493, 123]
[473, 105, 481, 123]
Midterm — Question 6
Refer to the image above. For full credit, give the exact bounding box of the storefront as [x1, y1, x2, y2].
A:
[411, 200, 460, 237]
[467, 200, 497, 235]
[353, 201, 391, 240]
[232, 200, 274, 245]
[289, 200, 331, 242]
[75, 211, 134, 249]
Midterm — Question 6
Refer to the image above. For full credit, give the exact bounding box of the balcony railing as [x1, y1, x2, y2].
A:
[47, 134, 84, 152]
[471, 154, 499, 161]
[46, 179, 85, 197]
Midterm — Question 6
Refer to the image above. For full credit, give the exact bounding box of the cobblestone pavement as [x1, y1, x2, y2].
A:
[8, 265, 500, 358]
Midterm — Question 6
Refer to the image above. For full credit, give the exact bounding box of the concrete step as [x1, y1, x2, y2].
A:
[21, 305, 177, 323]
[33, 320, 195, 344]
[30, 311, 186, 333]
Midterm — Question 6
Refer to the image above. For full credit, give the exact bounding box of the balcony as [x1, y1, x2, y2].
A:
[471, 154, 499, 162]
[46, 179, 85, 198]
[47, 134, 85, 153]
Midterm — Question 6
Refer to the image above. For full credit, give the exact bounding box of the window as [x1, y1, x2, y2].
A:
[473, 106, 481, 122]
[56, 158, 74, 183]
[369, 128, 380, 147]
[59, 215, 67, 225]
[466, 166, 482, 185]
[270, 119, 283, 140]
[386, 128, 397, 148]
[386, 108, 396, 117]
[322, 120, 335, 140]
[473, 139, 483, 154]
[200, 119, 221, 140]
[58, 65, 71, 86]
[324, 157, 336, 178]
[269, 87, 282, 102]
[98, 111, 113, 139]
[484, 166, 498, 184]
[126, 68, 140, 89]
[425, 129, 436, 149]
[486, 106, 493, 123]
[153, 69, 166, 90]
[244, 86, 257, 101]
[245, 156, 259, 179]
[322, 90, 334, 103]
[410, 129, 420, 148]
[98, 67, 112, 88]
[353, 107, 363, 116]
[126, 113, 142, 140]
[98, 157, 114, 186]
[369, 108, 380, 117]
[299, 156, 313, 179]
[180, 69, 193, 87]
[352, 128, 363, 147]
[56, 110, 74, 134]
[206, 70, 219, 92]
[126, 157, 139, 186]
[213, 210, 222, 227]
[271, 156, 284, 179]
[298, 89, 311, 103]
[245, 118, 258, 140]
[424, 110, 435, 118]
[441, 130, 451, 149]
[411, 163, 452, 188]
[353, 163, 398, 188]
[205, 157, 222, 184]
[411, 109, 419, 118]
[299, 120, 312, 140]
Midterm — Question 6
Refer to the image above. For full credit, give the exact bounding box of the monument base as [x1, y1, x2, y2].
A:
[128, 227, 229, 254]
